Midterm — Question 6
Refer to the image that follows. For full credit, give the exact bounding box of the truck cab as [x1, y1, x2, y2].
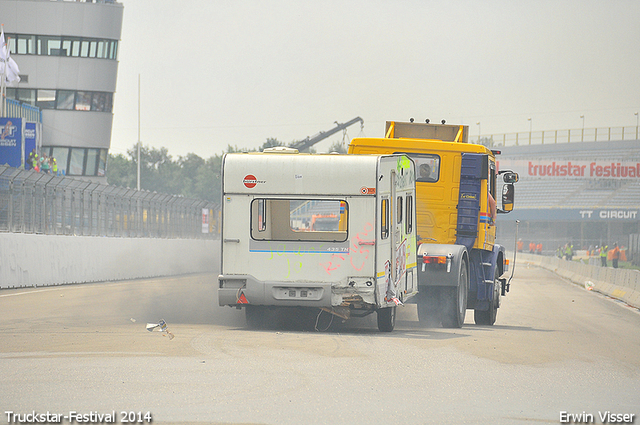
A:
[348, 120, 518, 327]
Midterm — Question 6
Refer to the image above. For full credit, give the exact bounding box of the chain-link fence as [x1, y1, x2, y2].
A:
[0, 165, 219, 239]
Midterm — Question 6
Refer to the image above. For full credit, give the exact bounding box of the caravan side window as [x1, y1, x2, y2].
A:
[406, 194, 413, 234]
[381, 198, 389, 239]
[257, 199, 266, 232]
[251, 198, 348, 242]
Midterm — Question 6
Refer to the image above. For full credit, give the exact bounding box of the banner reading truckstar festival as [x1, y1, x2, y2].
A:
[496, 159, 640, 180]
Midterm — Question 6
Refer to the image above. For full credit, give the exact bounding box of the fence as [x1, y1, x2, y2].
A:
[3, 98, 43, 123]
[480, 125, 640, 147]
[0, 165, 219, 239]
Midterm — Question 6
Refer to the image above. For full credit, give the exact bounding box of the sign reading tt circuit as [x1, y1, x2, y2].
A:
[579, 210, 638, 220]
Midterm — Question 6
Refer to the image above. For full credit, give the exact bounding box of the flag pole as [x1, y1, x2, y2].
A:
[1, 24, 6, 118]
[137, 73, 141, 191]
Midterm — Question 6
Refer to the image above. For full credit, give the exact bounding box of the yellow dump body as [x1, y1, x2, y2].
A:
[348, 122, 497, 252]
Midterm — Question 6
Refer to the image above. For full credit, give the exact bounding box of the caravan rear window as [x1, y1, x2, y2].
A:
[251, 199, 348, 242]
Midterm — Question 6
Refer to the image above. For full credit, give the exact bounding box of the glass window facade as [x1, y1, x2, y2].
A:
[75, 91, 92, 111]
[16, 88, 35, 104]
[36, 89, 56, 109]
[69, 148, 86, 175]
[57, 90, 75, 110]
[50, 147, 70, 176]
[97, 150, 107, 177]
[7, 27, 119, 179]
[42, 147, 109, 177]
[8, 33, 118, 60]
[7, 88, 113, 113]
[85, 149, 99, 175]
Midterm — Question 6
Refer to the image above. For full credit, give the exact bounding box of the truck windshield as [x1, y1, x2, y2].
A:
[251, 199, 348, 242]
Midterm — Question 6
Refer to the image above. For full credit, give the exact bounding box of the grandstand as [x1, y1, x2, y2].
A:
[494, 139, 640, 262]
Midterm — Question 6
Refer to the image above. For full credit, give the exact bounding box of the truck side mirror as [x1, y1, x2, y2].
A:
[502, 171, 519, 184]
[501, 183, 515, 212]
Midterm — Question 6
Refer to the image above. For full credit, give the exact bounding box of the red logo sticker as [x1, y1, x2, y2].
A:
[360, 186, 376, 195]
[243, 175, 258, 188]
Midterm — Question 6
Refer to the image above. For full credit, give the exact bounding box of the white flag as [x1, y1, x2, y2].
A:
[0, 27, 20, 84]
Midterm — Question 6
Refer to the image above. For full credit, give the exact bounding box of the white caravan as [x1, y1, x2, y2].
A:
[218, 149, 418, 332]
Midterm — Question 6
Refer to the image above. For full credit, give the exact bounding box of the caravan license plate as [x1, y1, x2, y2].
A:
[273, 287, 323, 301]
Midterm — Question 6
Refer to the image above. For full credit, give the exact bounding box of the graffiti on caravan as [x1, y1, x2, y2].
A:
[497, 159, 640, 179]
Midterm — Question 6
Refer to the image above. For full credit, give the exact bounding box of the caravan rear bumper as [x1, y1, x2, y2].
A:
[218, 274, 378, 308]
[218, 274, 332, 307]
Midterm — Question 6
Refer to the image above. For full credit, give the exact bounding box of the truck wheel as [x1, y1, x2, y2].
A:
[417, 288, 440, 326]
[474, 268, 500, 325]
[377, 306, 396, 332]
[245, 305, 266, 329]
[441, 258, 468, 328]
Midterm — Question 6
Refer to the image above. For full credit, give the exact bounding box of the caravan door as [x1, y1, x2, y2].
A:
[378, 158, 416, 307]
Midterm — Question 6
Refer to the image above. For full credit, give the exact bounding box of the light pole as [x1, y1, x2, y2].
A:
[635, 112, 639, 139]
[527, 117, 532, 144]
[476, 121, 481, 144]
[580, 115, 585, 142]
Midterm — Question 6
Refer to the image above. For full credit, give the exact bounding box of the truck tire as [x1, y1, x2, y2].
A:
[441, 258, 468, 328]
[474, 268, 500, 325]
[377, 306, 396, 332]
[417, 288, 440, 326]
[245, 305, 266, 329]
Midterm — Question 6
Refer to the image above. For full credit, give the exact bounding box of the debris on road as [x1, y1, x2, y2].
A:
[146, 319, 175, 340]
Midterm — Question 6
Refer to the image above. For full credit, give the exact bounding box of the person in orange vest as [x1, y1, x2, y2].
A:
[536, 243, 543, 255]
[529, 242, 535, 254]
[611, 243, 621, 268]
[517, 239, 524, 252]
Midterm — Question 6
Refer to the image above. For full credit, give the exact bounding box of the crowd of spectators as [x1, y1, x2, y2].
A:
[26, 149, 59, 176]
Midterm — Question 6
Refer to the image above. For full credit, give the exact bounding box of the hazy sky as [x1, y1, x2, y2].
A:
[110, 0, 640, 159]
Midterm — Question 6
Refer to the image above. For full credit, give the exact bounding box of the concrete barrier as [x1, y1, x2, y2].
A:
[515, 252, 640, 309]
[0, 233, 220, 289]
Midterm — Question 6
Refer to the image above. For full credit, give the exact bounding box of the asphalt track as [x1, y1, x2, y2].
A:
[1, 262, 639, 425]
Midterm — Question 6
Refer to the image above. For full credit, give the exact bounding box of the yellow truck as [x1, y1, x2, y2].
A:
[348, 120, 518, 327]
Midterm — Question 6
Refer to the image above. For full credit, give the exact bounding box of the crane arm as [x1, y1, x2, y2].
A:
[291, 117, 364, 151]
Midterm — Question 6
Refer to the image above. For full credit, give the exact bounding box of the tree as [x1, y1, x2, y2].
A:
[261, 138, 284, 150]
[192, 155, 222, 201]
[106, 153, 136, 188]
[478, 136, 496, 148]
[328, 140, 347, 154]
[106, 137, 288, 202]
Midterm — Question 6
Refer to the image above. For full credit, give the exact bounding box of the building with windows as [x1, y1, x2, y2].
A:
[495, 138, 640, 261]
[0, 0, 123, 179]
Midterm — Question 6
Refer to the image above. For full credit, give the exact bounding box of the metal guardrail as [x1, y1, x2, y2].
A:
[479, 125, 640, 147]
[517, 252, 640, 309]
[0, 165, 219, 238]
[4, 98, 42, 123]
[49, 0, 117, 3]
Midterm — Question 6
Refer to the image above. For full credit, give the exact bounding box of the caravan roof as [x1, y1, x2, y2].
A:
[222, 153, 411, 196]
